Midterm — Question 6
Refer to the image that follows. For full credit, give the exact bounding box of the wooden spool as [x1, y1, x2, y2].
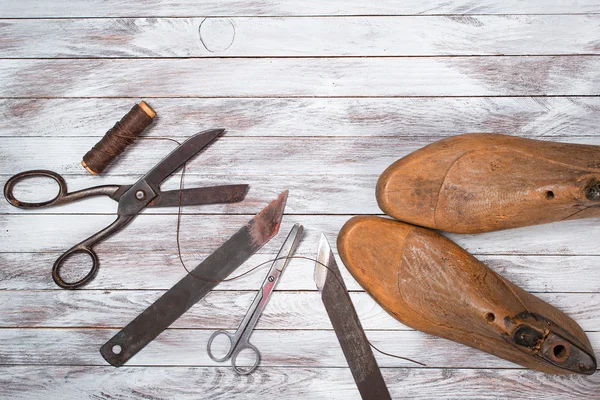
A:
[81, 101, 156, 175]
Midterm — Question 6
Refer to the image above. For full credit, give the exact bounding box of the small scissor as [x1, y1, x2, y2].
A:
[207, 223, 303, 375]
[4, 129, 249, 289]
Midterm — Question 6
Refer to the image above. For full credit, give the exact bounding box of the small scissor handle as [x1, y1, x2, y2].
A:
[231, 341, 260, 375]
[206, 330, 261, 375]
[207, 330, 237, 362]
[52, 214, 134, 289]
[4, 169, 121, 209]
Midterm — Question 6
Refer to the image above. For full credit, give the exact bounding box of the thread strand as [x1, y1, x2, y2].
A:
[138, 136, 426, 367]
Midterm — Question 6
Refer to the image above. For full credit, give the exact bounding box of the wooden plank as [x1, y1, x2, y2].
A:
[4, 97, 600, 138]
[1, 366, 598, 400]
[3, 16, 600, 58]
[0, 136, 429, 176]
[2, 136, 599, 177]
[4, 214, 600, 256]
[0, 174, 380, 215]
[3, 57, 600, 98]
[2, 1, 600, 18]
[0, 328, 598, 369]
[2, 252, 600, 292]
[1, 291, 598, 331]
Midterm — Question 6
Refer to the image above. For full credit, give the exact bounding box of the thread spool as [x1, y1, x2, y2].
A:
[81, 101, 156, 175]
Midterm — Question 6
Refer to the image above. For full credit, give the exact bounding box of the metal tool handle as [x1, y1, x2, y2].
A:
[206, 330, 261, 375]
[206, 330, 237, 362]
[4, 170, 120, 209]
[231, 341, 261, 375]
[205, 224, 302, 374]
[52, 214, 133, 289]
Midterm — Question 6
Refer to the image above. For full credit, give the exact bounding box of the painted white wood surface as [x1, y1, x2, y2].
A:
[1, 367, 597, 400]
[3, 98, 600, 138]
[3, 253, 600, 292]
[3, 16, 600, 58]
[3, 57, 600, 97]
[3, 136, 600, 177]
[2, 1, 600, 17]
[1, 328, 600, 368]
[1, 3, 600, 399]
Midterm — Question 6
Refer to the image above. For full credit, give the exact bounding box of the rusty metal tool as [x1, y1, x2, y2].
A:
[207, 223, 303, 375]
[4, 129, 249, 289]
[315, 234, 391, 400]
[100, 191, 288, 367]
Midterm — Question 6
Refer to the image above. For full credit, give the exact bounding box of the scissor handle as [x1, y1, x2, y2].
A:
[4, 170, 68, 208]
[4, 169, 122, 209]
[51, 214, 134, 289]
[207, 330, 236, 362]
[52, 244, 99, 290]
[231, 342, 261, 375]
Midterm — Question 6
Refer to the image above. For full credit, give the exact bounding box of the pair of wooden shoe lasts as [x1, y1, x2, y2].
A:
[338, 133, 598, 375]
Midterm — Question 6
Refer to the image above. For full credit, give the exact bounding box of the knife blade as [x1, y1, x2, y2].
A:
[315, 234, 391, 400]
[100, 190, 288, 366]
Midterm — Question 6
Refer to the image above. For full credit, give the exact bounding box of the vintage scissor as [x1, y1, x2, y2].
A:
[3, 129, 249, 290]
[207, 223, 303, 375]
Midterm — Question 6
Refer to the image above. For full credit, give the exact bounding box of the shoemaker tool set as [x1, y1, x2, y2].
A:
[4, 102, 598, 399]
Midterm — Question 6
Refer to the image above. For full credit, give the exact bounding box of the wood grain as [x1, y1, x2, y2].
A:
[2, 3, 600, 398]
[2, 252, 600, 292]
[0, 328, 597, 369]
[2, 137, 599, 177]
[2, 1, 600, 18]
[3, 57, 600, 97]
[376, 133, 600, 232]
[338, 217, 596, 375]
[1, 290, 598, 331]
[4, 97, 600, 138]
[0, 174, 380, 215]
[3, 16, 600, 58]
[4, 214, 600, 256]
[1, 366, 598, 400]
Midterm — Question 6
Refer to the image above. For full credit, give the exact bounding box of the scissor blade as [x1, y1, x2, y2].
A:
[315, 234, 391, 400]
[142, 129, 225, 190]
[270, 223, 303, 272]
[100, 190, 288, 367]
[147, 184, 249, 208]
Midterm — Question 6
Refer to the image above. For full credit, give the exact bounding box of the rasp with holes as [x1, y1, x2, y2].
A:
[100, 191, 288, 366]
[315, 234, 391, 400]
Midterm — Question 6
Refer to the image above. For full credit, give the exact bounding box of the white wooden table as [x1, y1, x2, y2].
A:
[1, 1, 600, 398]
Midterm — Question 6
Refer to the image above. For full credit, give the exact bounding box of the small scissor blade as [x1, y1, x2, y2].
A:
[270, 223, 303, 272]
[142, 129, 225, 190]
[147, 184, 249, 208]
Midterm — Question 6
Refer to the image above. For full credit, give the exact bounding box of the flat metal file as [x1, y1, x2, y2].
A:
[100, 191, 288, 366]
[315, 234, 391, 400]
